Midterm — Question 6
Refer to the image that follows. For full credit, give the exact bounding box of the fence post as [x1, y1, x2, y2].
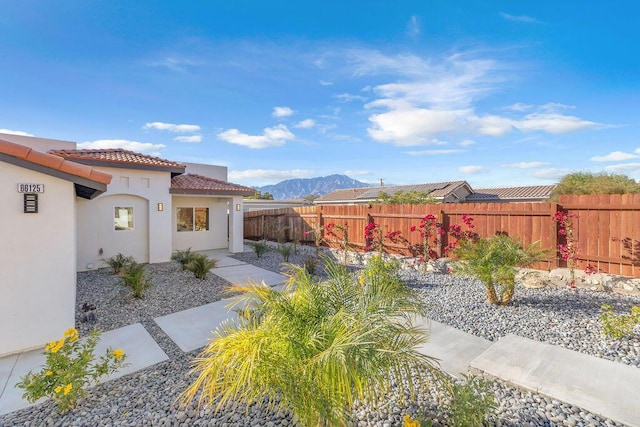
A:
[549, 202, 559, 270]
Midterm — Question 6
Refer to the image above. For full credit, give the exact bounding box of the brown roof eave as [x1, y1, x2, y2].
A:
[0, 152, 108, 199]
[170, 188, 255, 197]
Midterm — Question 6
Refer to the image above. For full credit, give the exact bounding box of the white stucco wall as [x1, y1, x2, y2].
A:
[183, 162, 227, 180]
[0, 162, 76, 356]
[172, 195, 230, 251]
[76, 167, 172, 271]
[228, 196, 244, 253]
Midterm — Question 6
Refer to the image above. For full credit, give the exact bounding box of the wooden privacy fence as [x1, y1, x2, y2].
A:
[243, 194, 640, 277]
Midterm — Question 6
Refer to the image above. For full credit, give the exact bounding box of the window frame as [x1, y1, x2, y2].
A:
[114, 206, 134, 231]
[176, 206, 210, 232]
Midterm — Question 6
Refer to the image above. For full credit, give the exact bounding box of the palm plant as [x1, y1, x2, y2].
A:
[120, 261, 151, 298]
[187, 254, 218, 280]
[180, 255, 442, 426]
[171, 248, 195, 270]
[453, 234, 550, 305]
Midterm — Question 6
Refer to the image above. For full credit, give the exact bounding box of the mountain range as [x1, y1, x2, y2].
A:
[255, 174, 371, 200]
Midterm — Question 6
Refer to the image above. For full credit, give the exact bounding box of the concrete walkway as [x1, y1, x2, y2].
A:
[2, 252, 639, 426]
[0, 323, 168, 415]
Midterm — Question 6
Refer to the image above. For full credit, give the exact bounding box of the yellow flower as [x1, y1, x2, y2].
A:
[63, 383, 73, 395]
[63, 327, 78, 342]
[54, 385, 63, 394]
[45, 341, 56, 351]
[50, 339, 65, 354]
[112, 348, 124, 360]
[403, 414, 420, 427]
[45, 370, 53, 376]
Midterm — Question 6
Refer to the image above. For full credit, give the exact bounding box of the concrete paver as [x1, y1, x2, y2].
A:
[212, 263, 287, 287]
[154, 300, 238, 352]
[0, 323, 168, 416]
[470, 334, 640, 427]
[415, 319, 493, 377]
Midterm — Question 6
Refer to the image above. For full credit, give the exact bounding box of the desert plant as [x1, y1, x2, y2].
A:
[103, 253, 133, 274]
[187, 254, 218, 280]
[180, 255, 441, 426]
[600, 305, 640, 339]
[448, 374, 496, 427]
[303, 255, 319, 275]
[16, 328, 127, 413]
[453, 234, 550, 305]
[251, 240, 269, 258]
[276, 243, 294, 262]
[171, 248, 195, 270]
[121, 261, 152, 298]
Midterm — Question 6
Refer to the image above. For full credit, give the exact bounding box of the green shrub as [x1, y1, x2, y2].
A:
[251, 240, 269, 258]
[448, 374, 496, 427]
[179, 256, 441, 426]
[16, 328, 127, 413]
[171, 248, 195, 270]
[453, 234, 550, 305]
[276, 243, 293, 262]
[600, 305, 640, 339]
[103, 253, 134, 274]
[121, 261, 152, 298]
[187, 254, 218, 279]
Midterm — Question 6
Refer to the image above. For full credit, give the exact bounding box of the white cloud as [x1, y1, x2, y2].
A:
[515, 113, 598, 133]
[500, 12, 540, 23]
[406, 16, 421, 38]
[505, 103, 533, 112]
[344, 170, 371, 177]
[0, 128, 34, 136]
[591, 151, 638, 162]
[228, 168, 315, 182]
[174, 135, 202, 143]
[531, 168, 570, 180]
[366, 101, 466, 145]
[272, 106, 294, 118]
[217, 124, 295, 149]
[501, 161, 550, 169]
[458, 165, 486, 174]
[77, 139, 166, 154]
[459, 139, 476, 146]
[604, 163, 640, 172]
[471, 114, 514, 136]
[295, 119, 316, 129]
[404, 149, 463, 156]
[319, 80, 333, 86]
[143, 122, 201, 133]
[335, 93, 367, 102]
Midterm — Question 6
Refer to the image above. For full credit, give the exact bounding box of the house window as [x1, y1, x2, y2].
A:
[177, 207, 209, 232]
[114, 207, 134, 231]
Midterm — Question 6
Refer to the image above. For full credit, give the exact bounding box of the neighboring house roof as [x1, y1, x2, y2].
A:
[314, 187, 371, 203]
[466, 185, 556, 202]
[0, 139, 111, 199]
[48, 149, 185, 173]
[316, 181, 472, 204]
[170, 174, 256, 196]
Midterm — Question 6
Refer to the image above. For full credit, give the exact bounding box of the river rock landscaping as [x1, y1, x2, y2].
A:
[1, 248, 638, 426]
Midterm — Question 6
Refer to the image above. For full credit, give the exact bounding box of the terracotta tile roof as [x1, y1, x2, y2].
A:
[171, 174, 256, 195]
[466, 185, 556, 201]
[49, 149, 185, 170]
[0, 139, 112, 186]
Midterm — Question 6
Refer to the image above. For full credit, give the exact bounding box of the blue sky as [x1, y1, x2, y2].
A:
[1, 1, 639, 189]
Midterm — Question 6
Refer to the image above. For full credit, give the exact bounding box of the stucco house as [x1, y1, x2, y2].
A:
[0, 132, 253, 356]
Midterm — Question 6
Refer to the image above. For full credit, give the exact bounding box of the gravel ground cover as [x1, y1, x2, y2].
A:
[1, 252, 635, 426]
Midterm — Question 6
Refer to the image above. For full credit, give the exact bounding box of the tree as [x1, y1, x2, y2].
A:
[551, 172, 640, 200]
[303, 193, 318, 203]
[180, 256, 441, 426]
[375, 190, 436, 205]
[245, 190, 275, 200]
